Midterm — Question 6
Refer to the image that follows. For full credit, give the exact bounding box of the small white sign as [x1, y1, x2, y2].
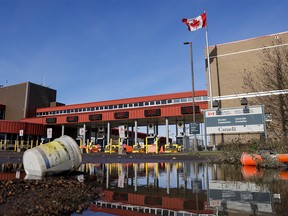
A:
[119, 125, 126, 138]
[19, 129, 24, 137]
[79, 128, 85, 136]
[47, 128, 53, 139]
[118, 173, 125, 188]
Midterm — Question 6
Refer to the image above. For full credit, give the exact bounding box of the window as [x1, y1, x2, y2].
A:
[144, 102, 149, 106]
[119, 104, 123, 108]
[113, 105, 118, 109]
[139, 102, 144, 106]
[161, 100, 167, 104]
[167, 99, 172, 104]
[202, 96, 209, 101]
[156, 100, 161, 105]
[150, 101, 155, 105]
[123, 104, 128, 108]
[128, 103, 133, 107]
[133, 103, 139, 107]
[174, 99, 180, 103]
[180, 98, 187, 102]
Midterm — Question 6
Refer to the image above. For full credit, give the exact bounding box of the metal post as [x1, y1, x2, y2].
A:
[165, 118, 169, 145]
[134, 120, 138, 145]
[83, 123, 86, 146]
[184, 42, 198, 152]
[107, 122, 111, 149]
[61, 125, 65, 136]
[204, 10, 213, 109]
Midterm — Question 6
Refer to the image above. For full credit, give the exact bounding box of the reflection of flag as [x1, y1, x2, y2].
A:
[182, 13, 207, 31]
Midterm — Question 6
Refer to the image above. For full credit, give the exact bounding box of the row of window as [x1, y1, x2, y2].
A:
[37, 96, 208, 117]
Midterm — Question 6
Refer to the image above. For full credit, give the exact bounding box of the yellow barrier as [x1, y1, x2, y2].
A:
[79, 139, 90, 154]
[14, 140, 19, 152]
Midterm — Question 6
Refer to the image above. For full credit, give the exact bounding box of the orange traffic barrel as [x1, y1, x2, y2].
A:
[240, 152, 263, 166]
[276, 154, 288, 163]
[241, 166, 264, 179]
[276, 170, 288, 180]
[125, 146, 133, 154]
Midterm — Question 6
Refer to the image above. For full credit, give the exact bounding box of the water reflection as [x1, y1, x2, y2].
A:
[2, 162, 288, 215]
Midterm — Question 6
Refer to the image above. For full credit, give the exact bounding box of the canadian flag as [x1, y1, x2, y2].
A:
[182, 13, 207, 31]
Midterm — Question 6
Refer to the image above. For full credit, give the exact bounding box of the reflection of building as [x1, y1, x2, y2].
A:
[209, 180, 274, 215]
[85, 162, 215, 216]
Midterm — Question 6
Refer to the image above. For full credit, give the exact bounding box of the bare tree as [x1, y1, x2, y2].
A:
[243, 40, 288, 139]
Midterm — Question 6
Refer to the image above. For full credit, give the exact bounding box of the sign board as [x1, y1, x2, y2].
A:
[118, 173, 125, 188]
[46, 117, 57, 124]
[19, 129, 24, 137]
[177, 121, 184, 129]
[181, 105, 200, 114]
[114, 111, 129, 119]
[47, 128, 53, 139]
[204, 106, 265, 134]
[89, 114, 102, 121]
[144, 109, 161, 117]
[148, 123, 154, 133]
[119, 125, 126, 139]
[67, 116, 78, 122]
[189, 122, 200, 134]
[79, 128, 85, 136]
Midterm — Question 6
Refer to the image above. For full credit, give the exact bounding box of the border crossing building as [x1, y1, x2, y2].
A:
[0, 31, 287, 147]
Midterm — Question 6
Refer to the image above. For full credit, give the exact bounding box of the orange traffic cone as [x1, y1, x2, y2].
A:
[159, 146, 164, 153]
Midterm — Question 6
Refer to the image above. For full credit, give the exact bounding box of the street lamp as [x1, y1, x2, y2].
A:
[184, 42, 197, 152]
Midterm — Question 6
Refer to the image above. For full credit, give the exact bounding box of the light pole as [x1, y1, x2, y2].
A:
[184, 42, 197, 152]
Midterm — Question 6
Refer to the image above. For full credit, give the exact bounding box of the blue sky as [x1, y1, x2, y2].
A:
[0, 0, 287, 105]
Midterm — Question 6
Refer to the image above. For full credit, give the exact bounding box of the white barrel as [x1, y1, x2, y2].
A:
[23, 135, 82, 177]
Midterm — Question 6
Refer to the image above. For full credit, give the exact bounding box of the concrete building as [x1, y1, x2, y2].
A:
[0, 82, 57, 121]
[206, 31, 288, 144]
[207, 31, 288, 108]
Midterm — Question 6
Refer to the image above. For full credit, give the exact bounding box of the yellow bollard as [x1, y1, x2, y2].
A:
[30, 140, 33, 149]
[87, 139, 91, 154]
[155, 137, 159, 154]
[0, 141, 2, 151]
[20, 140, 24, 150]
[109, 139, 112, 154]
[14, 140, 17, 152]
[145, 137, 148, 154]
[36, 140, 39, 147]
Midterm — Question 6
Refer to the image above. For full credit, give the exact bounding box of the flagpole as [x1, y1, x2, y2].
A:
[204, 10, 213, 108]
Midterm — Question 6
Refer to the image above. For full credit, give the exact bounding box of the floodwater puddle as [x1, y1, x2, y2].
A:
[1, 162, 288, 215]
